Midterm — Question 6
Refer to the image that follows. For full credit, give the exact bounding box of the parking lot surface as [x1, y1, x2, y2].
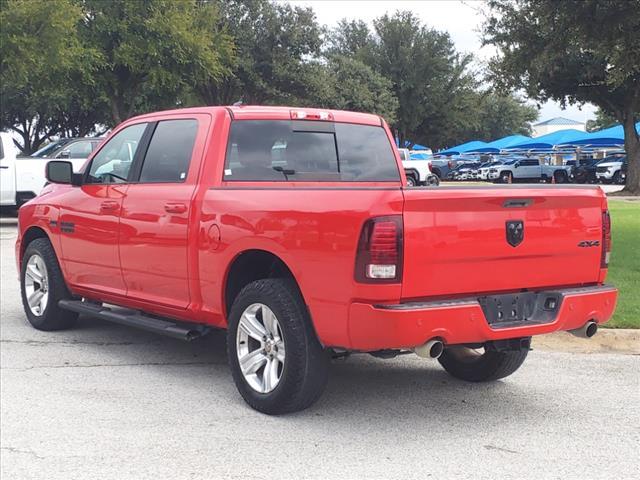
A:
[1, 217, 638, 480]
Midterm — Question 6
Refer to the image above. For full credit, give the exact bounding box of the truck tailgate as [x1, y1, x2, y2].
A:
[401, 186, 606, 300]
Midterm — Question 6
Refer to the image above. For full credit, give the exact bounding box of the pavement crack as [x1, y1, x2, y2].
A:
[1, 339, 143, 346]
[2, 361, 219, 371]
[484, 444, 519, 454]
[1, 446, 46, 460]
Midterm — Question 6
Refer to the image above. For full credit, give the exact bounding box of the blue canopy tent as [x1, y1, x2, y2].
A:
[466, 135, 532, 153]
[506, 129, 590, 150]
[411, 143, 430, 151]
[558, 122, 640, 147]
[437, 140, 488, 156]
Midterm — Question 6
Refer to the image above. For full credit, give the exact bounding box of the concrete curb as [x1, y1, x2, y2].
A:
[533, 328, 639, 355]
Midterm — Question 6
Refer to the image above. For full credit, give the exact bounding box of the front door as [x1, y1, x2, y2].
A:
[58, 122, 149, 295]
[118, 118, 202, 309]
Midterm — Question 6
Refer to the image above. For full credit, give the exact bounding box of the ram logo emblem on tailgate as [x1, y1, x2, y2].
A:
[506, 220, 524, 247]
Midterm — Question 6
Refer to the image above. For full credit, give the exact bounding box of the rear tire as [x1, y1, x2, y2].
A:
[438, 344, 529, 382]
[612, 171, 623, 185]
[20, 238, 78, 331]
[227, 278, 329, 415]
[500, 171, 512, 184]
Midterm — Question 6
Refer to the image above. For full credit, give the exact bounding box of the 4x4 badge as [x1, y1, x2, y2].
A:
[506, 220, 524, 247]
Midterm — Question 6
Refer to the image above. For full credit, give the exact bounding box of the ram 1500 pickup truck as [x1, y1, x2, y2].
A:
[16, 106, 618, 414]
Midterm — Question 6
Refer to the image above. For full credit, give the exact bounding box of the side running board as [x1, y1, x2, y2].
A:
[58, 299, 211, 341]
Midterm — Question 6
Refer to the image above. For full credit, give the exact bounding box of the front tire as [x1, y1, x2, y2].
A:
[438, 344, 529, 382]
[406, 175, 418, 187]
[20, 238, 78, 331]
[227, 278, 329, 415]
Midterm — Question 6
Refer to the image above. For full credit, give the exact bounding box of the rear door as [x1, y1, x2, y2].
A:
[515, 158, 541, 179]
[118, 115, 208, 309]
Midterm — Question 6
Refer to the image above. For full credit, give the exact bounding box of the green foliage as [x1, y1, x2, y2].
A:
[80, 0, 233, 124]
[0, 0, 103, 153]
[586, 109, 618, 132]
[484, 0, 640, 194]
[198, 0, 322, 106]
[1, 0, 539, 155]
[310, 55, 398, 123]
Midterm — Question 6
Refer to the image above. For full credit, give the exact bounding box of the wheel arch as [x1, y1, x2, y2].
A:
[223, 249, 306, 320]
[20, 226, 51, 261]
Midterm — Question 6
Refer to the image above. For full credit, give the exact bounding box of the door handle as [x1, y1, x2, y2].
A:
[100, 200, 119, 212]
[164, 202, 187, 214]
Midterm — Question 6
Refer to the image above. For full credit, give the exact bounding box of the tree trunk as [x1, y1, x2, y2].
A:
[621, 112, 640, 195]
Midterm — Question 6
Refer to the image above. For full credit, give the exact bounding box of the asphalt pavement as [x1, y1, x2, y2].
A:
[1, 215, 638, 480]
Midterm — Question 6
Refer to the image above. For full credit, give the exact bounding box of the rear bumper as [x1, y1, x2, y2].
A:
[347, 285, 617, 351]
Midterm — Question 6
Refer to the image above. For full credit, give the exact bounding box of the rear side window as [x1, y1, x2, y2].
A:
[223, 120, 400, 182]
[139, 119, 198, 183]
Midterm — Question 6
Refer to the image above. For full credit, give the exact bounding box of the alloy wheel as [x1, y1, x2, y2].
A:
[236, 303, 286, 393]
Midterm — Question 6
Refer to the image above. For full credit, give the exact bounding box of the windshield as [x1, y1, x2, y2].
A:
[31, 139, 71, 158]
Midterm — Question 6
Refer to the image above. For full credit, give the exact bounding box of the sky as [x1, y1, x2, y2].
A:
[286, 0, 597, 124]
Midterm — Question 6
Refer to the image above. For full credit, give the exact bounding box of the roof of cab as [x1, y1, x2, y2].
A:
[127, 105, 384, 126]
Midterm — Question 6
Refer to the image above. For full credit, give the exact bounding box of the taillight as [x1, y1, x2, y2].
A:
[601, 209, 611, 268]
[355, 216, 403, 283]
[448, 160, 453, 169]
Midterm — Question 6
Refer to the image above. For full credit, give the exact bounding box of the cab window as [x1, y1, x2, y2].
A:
[86, 123, 147, 184]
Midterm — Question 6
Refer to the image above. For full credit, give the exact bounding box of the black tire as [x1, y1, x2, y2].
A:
[20, 238, 78, 331]
[500, 171, 513, 184]
[227, 278, 329, 415]
[406, 175, 418, 187]
[431, 168, 442, 179]
[612, 171, 623, 185]
[553, 170, 567, 184]
[438, 345, 529, 382]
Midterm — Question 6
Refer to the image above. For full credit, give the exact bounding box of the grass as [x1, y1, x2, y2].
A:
[604, 200, 640, 328]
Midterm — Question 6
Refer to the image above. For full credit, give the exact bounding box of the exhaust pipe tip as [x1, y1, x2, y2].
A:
[569, 321, 598, 339]
[414, 339, 444, 359]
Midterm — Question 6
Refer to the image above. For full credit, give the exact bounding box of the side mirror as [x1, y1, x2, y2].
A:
[57, 150, 71, 159]
[46, 160, 74, 184]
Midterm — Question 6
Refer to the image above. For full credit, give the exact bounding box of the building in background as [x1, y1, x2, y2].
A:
[532, 117, 586, 137]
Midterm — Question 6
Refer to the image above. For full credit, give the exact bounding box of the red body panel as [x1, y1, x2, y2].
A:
[16, 105, 618, 351]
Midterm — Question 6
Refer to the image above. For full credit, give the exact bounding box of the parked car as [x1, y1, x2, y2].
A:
[1, 133, 51, 207]
[477, 160, 504, 181]
[430, 154, 479, 180]
[595, 156, 627, 184]
[1, 134, 101, 207]
[488, 157, 571, 183]
[398, 148, 437, 186]
[447, 161, 482, 181]
[16, 105, 617, 415]
[569, 157, 602, 184]
[29, 137, 102, 164]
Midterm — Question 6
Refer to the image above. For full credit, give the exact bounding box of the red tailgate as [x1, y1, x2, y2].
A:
[401, 186, 606, 300]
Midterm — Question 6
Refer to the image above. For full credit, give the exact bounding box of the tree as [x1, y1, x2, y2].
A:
[586, 108, 618, 132]
[469, 93, 538, 141]
[484, 0, 640, 194]
[309, 55, 398, 123]
[79, 0, 234, 125]
[0, 0, 99, 153]
[197, 0, 322, 106]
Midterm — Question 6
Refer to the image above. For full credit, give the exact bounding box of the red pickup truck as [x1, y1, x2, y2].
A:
[16, 106, 617, 414]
